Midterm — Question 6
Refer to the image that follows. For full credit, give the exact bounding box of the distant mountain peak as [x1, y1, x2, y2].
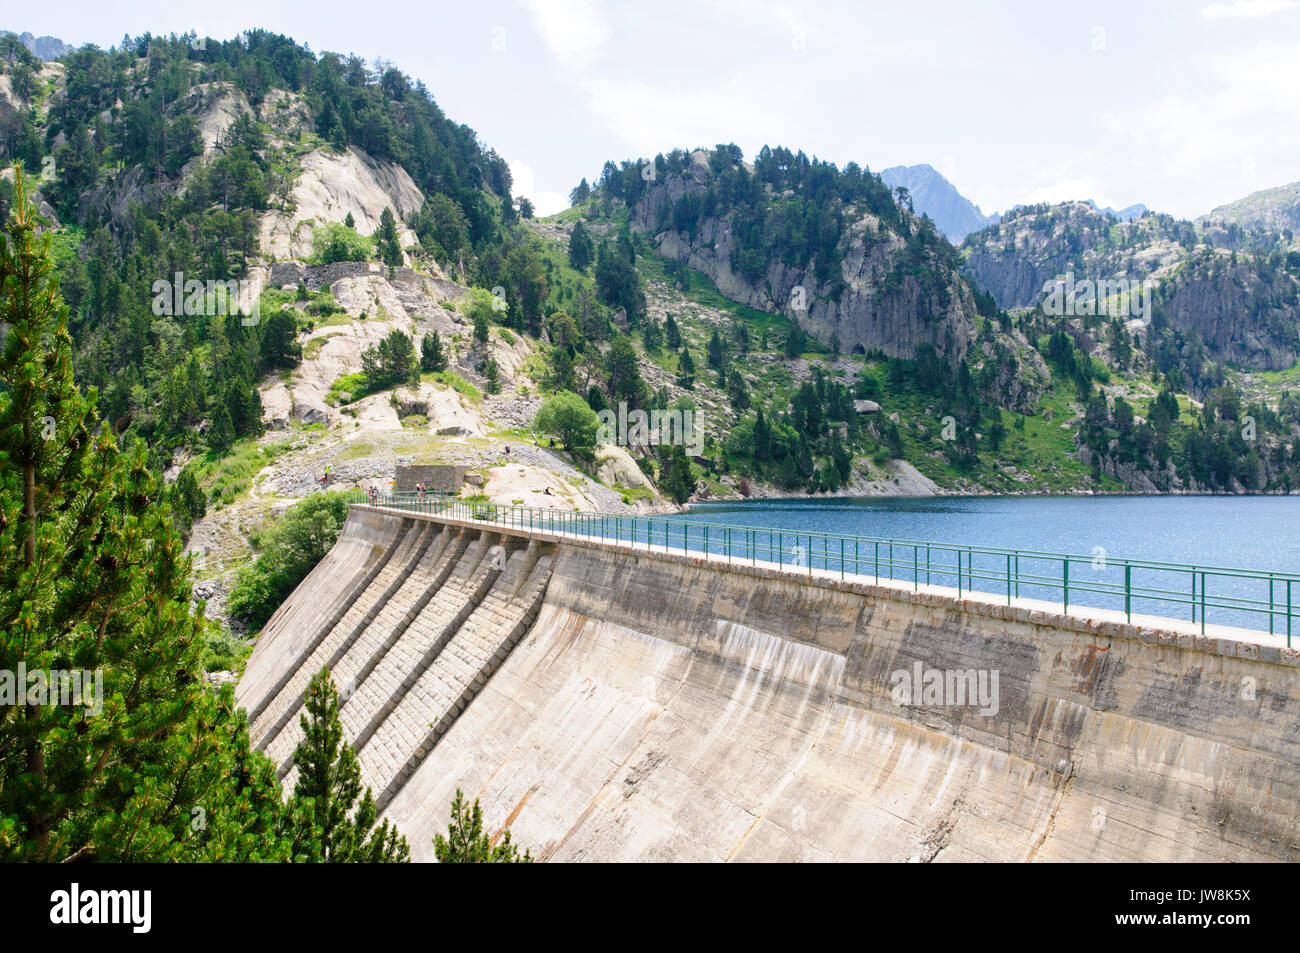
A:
[1197, 181, 1300, 238]
[1, 30, 70, 60]
[1084, 198, 1149, 221]
[878, 164, 995, 243]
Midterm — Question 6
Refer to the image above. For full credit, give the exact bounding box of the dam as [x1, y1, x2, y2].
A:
[235, 498, 1300, 862]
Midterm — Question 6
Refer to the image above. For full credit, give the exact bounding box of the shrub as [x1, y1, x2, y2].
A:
[228, 491, 352, 629]
[309, 221, 373, 264]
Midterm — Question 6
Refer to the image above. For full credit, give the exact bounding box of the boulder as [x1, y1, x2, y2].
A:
[595, 445, 651, 490]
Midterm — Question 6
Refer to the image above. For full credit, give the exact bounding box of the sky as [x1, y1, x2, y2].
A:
[14, 0, 1300, 220]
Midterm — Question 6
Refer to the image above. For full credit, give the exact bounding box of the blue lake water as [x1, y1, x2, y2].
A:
[665, 495, 1300, 634]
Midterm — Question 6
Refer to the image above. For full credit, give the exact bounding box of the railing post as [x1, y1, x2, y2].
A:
[1006, 554, 1011, 605]
[1063, 557, 1069, 613]
[1200, 571, 1206, 635]
[1125, 563, 1132, 623]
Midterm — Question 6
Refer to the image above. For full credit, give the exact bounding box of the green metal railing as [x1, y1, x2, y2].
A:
[352, 491, 1299, 644]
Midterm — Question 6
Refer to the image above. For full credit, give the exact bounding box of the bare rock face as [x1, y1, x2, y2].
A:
[594, 444, 653, 490]
[1158, 259, 1300, 371]
[962, 201, 1134, 309]
[962, 200, 1300, 371]
[186, 82, 254, 156]
[630, 171, 975, 362]
[0, 74, 19, 118]
[259, 146, 425, 261]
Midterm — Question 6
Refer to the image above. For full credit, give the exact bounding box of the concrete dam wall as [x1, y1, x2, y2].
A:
[236, 505, 1300, 862]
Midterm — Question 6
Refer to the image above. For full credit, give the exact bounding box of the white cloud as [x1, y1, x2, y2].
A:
[1202, 0, 1297, 19]
[519, 0, 612, 71]
[508, 159, 570, 216]
[581, 71, 810, 158]
[1096, 40, 1300, 214]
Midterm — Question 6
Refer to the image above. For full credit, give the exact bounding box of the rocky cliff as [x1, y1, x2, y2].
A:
[627, 152, 976, 361]
[963, 201, 1300, 370]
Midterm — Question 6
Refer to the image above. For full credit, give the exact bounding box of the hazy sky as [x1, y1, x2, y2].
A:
[16, 0, 1300, 219]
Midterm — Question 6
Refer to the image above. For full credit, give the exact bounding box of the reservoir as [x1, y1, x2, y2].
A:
[673, 495, 1300, 632]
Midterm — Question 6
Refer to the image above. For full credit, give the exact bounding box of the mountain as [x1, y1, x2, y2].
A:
[3, 24, 1299, 542]
[612, 147, 976, 361]
[1198, 181, 1300, 249]
[1085, 199, 1149, 222]
[1, 30, 69, 60]
[962, 202, 1189, 309]
[878, 163, 995, 242]
[961, 200, 1300, 377]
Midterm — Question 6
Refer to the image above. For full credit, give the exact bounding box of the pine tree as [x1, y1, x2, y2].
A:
[376, 207, 402, 269]
[482, 357, 501, 394]
[209, 404, 235, 452]
[784, 326, 806, 359]
[657, 445, 695, 504]
[420, 330, 447, 372]
[0, 166, 286, 862]
[707, 329, 727, 371]
[433, 789, 532, 863]
[171, 465, 207, 534]
[568, 219, 594, 271]
[727, 369, 750, 410]
[677, 346, 695, 389]
[754, 407, 772, 460]
[285, 670, 409, 862]
[664, 313, 681, 350]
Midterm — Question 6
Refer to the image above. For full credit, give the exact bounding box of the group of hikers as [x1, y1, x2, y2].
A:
[361, 482, 430, 502]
